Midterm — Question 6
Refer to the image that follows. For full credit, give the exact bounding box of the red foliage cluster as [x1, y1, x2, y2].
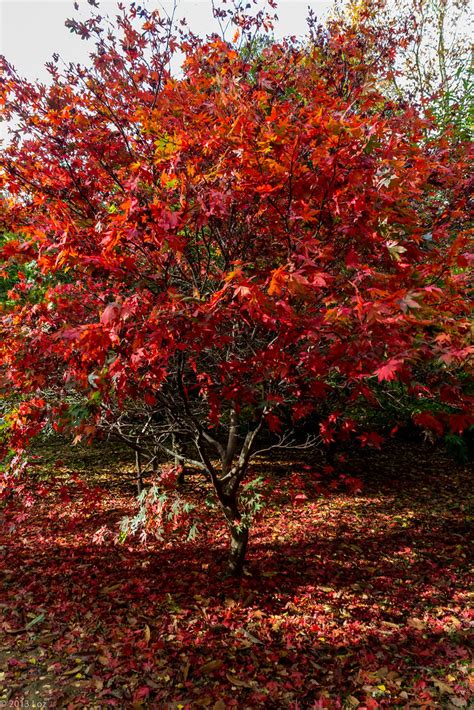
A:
[0, 1, 472, 569]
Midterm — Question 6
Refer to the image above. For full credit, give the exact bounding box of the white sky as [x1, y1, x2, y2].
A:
[0, 0, 332, 83]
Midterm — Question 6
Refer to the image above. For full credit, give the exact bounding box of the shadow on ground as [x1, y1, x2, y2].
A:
[1, 441, 472, 708]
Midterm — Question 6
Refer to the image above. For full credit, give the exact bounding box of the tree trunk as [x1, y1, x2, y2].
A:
[135, 449, 143, 495]
[227, 520, 249, 576]
[172, 433, 186, 484]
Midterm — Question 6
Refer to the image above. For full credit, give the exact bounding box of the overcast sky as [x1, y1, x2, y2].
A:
[0, 0, 333, 83]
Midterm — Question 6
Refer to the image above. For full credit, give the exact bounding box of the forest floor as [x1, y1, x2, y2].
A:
[0, 439, 472, 709]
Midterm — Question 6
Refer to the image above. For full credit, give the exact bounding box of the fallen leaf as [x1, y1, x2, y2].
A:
[238, 628, 263, 644]
[408, 617, 425, 630]
[242, 592, 255, 607]
[25, 613, 45, 630]
[182, 660, 190, 681]
[199, 660, 223, 674]
[432, 679, 455, 694]
[226, 672, 253, 688]
[100, 583, 121, 595]
[63, 665, 83, 676]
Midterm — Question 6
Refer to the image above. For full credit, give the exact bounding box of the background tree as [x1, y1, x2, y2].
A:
[339, 0, 473, 138]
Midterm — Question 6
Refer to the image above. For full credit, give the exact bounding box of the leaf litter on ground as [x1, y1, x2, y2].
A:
[0, 440, 472, 708]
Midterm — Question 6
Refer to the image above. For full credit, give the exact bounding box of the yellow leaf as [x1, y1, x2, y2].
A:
[433, 679, 454, 694]
[144, 624, 151, 644]
[224, 268, 241, 282]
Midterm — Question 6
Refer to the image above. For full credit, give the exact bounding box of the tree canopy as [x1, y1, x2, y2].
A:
[0, 0, 472, 572]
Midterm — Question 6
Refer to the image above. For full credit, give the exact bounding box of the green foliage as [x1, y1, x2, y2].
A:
[444, 431, 472, 464]
[120, 478, 197, 544]
[240, 475, 266, 527]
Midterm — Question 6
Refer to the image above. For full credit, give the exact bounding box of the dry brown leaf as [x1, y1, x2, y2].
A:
[63, 664, 83, 676]
[225, 672, 253, 688]
[199, 659, 223, 674]
[100, 583, 121, 595]
[182, 660, 190, 681]
[242, 592, 255, 607]
[239, 628, 263, 644]
[3, 626, 26, 635]
[408, 617, 425, 630]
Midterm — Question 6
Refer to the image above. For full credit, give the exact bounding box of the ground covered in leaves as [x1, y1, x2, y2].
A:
[0, 440, 472, 709]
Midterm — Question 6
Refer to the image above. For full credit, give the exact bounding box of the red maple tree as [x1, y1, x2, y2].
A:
[1, 1, 471, 573]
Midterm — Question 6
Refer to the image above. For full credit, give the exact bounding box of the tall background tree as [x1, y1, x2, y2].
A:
[339, 0, 473, 138]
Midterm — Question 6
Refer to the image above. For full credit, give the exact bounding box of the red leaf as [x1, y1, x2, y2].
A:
[100, 302, 121, 326]
[374, 359, 402, 382]
[413, 411, 444, 436]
